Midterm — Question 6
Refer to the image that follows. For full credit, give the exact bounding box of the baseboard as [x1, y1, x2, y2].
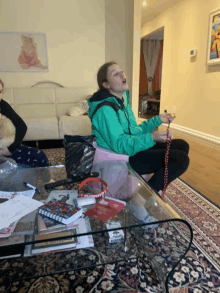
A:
[138, 118, 220, 146]
[161, 123, 220, 145]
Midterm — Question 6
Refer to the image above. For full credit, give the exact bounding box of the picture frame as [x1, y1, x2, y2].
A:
[0, 31, 49, 72]
[207, 8, 220, 65]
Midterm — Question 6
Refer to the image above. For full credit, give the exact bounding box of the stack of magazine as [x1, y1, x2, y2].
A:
[25, 190, 94, 256]
[0, 189, 94, 258]
[0, 187, 43, 259]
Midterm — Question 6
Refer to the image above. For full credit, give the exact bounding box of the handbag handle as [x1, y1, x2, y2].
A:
[78, 177, 108, 198]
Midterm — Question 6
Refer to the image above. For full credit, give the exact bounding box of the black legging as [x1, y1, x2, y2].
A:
[129, 139, 190, 192]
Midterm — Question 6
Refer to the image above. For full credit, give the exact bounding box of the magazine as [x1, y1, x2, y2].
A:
[0, 220, 19, 238]
[28, 216, 94, 255]
[45, 190, 78, 205]
[0, 186, 37, 200]
[0, 235, 25, 259]
[37, 214, 77, 235]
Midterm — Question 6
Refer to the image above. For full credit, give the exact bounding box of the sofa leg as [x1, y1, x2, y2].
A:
[36, 141, 39, 149]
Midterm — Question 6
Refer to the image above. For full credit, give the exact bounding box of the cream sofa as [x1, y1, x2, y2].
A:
[3, 87, 96, 141]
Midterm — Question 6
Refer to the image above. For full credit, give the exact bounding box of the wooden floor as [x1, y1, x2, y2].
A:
[138, 118, 220, 207]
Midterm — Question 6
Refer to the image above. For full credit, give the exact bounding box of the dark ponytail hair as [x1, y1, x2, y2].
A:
[0, 79, 4, 89]
[97, 61, 117, 92]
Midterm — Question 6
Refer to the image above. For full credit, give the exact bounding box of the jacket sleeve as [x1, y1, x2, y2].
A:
[1, 100, 27, 153]
[126, 105, 162, 133]
[139, 115, 163, 133]
[93, 106, 156, 157]
[124, 90, 162, 133]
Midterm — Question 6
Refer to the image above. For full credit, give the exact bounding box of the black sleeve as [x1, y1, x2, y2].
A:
[0, 99, 27, 153]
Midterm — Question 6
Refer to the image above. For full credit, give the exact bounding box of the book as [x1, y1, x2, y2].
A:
[34, 230, 77, 248]
[0, 235, 25, 259]
[0, 195, 43, 230]
[46, 190, 78, 205]
[38, 200, 83, 224]
[31, 215, 78, 254]
[23, 235, 33, 257]
[38, 214, 65, 231]
[29, 216, 94, 255]
[37, 214, 77, 235]
[85, 196, 126, 222]
[72, 217, 94, 249]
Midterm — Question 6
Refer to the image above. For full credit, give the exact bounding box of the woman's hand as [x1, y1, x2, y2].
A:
[159, 113, 175, 124]
[151, 132, 168, 143]
[0, 147, 11, 156]
[151, 130, 173, 143]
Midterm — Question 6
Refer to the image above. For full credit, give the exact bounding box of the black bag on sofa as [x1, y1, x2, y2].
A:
[63, 135, 96, 179]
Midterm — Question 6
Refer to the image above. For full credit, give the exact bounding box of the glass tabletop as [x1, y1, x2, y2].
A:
[0, 161, 193, 292]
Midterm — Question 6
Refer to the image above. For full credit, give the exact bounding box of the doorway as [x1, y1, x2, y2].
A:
[139, 27, 164, 119]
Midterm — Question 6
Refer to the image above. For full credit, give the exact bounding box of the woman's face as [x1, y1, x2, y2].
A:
[104, 64, 128, 96]
[0, 84, 3, 101]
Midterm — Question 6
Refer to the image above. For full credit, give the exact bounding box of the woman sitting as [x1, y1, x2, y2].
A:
[87, 62, 190, 226]
[0, 79, 49, 168]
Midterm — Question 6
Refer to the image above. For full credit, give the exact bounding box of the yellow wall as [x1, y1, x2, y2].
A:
[0, 0, 136, 94]
[105, 0, 134, 94]
[0, 0, 105, 88]
[131, 0, 143, 120]
[141, 0, 220, 137]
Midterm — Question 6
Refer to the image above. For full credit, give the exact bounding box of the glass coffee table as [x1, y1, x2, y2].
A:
[0, 161, 193, 292]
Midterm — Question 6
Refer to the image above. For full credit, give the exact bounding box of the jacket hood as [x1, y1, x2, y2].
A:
[87, 90, 125, 119]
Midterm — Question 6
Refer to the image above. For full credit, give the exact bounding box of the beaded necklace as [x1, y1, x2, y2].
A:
[161, 110, 176, 199]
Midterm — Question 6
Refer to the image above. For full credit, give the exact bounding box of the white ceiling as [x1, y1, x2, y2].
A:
[141, 0, 184, 25]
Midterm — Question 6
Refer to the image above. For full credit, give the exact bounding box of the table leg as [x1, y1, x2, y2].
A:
[124, 207, 128, 252]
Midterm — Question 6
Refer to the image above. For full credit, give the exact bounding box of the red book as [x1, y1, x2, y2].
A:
[85, 196, 126, 222]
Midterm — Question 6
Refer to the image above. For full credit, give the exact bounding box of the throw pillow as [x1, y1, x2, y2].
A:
[66, 100, 89, 117]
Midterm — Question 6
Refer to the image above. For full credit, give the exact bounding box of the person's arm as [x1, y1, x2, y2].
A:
[123, 90, 162, 134]
[0, 100, 27, 153]
[93, 106, 156, 157]
[139, 115, 163, 133]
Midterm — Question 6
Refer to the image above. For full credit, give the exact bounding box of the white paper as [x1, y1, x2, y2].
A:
[0, 189, 36, 199]
[0, 195, 43, 230]
[74, 217, 94, 249]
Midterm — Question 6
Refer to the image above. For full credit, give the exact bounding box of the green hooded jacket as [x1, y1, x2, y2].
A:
[87, 90, 162, 157]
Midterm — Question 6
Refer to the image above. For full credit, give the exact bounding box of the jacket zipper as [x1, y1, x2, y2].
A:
[123, 108, 131, 136]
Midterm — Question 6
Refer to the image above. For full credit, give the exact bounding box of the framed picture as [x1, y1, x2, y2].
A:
[0, 31, 49, 72]
[207, 8, 220, 65]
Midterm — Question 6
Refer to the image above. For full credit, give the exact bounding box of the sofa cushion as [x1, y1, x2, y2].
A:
[23, 117, 59, 141]
[13, 88, 56, 118]
[58, 115, 91, 139]
[55, 88, 95, 104]
[14, 88, 55, 104]
[16, 104, 56, 118]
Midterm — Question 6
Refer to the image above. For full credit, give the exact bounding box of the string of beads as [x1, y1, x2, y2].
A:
[161, 110, 176, 199]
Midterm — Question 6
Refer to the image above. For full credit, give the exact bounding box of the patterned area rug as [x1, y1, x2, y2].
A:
[0, 148, 219, 293]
